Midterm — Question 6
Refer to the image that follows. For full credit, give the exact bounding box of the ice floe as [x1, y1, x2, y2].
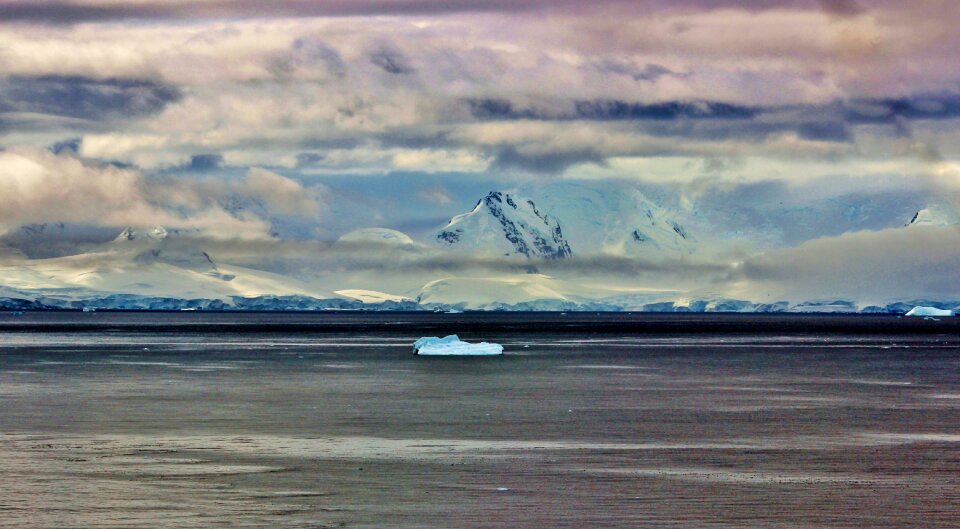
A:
[905, 306, 955, 317]
[413, 335, 503, 356]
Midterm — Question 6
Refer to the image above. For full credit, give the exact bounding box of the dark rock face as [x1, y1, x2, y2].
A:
[670, 221, 688, 239]
[436, 229, 461, 244]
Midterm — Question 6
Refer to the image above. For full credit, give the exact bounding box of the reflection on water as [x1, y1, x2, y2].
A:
[0, 313, 958, 528]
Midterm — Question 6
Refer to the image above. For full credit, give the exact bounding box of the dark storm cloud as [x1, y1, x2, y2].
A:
[0, 0, 844, 24]
[841, 94, 960, 124]
[490, 146, 606, 174]
[466, 99, 542, 120]
[638, 94, 960, 142]
[0, 2, 168, 23]
[466, 98, 758, 121]
[0, 0, 524, 23]
[0, 76, 181, 121]
[49, 137, 82, 155]
[467, 94, 960, 124]
[817, 0, 866, 16]
[187, 154, 225, 172]
[462, 92, 960, 150]
[574, 100, 758, 121]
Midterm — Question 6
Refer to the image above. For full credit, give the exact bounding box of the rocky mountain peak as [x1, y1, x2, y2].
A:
[435, 191, 572, 259]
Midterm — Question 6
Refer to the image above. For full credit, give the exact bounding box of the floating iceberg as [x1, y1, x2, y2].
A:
[905, 306, 955, 317]
[413, 335, 504, 356]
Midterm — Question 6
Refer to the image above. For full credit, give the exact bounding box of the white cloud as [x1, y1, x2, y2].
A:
[0, 146, 326, 238]
[731, 225, 960, 305]
[242, 167, 324, 216]
[391, 149, 488, 172]
[0, 5, 954, 183]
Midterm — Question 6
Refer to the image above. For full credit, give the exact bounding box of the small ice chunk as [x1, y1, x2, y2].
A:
[496, 487, 510, 492]
[413, 335, 504, 356]
[905, 306, 955, 317]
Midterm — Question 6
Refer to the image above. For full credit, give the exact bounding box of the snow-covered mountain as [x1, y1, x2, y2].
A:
[0, 189, 957, 312]
[0, 225, 336, 304]
[108, 225, 231, 278]
[433, 184, 695, 259]
[434, 191, 572, 259]
[534, 182, 695, 257]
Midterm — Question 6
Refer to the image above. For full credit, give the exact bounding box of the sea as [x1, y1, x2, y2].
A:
[0, 312, 958, 528]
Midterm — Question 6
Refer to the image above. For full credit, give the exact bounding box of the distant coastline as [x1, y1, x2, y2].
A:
[1, 311, 958, 336]
[1, 293, 957, 315]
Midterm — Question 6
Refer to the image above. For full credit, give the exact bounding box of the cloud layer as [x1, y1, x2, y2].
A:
[0, 1, 957, 176]
[0, 0, 958, 302]
[0, 147, 325, 239]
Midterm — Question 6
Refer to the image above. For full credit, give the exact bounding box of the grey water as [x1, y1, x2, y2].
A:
[0, 312, 958, 528]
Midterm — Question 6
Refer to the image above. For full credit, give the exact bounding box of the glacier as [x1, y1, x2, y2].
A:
[413, 335, 504, 356]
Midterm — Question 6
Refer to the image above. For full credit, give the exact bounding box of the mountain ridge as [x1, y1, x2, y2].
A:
[435, 191, 573, 259]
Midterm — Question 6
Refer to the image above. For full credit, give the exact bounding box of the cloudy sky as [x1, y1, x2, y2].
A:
[0, 0, 958, 302]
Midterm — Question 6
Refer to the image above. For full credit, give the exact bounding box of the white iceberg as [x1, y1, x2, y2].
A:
[905, 306, 955, 317]
[413, 335, 504, 356]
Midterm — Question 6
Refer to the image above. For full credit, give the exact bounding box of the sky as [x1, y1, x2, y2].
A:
[0, 0, 959, 303]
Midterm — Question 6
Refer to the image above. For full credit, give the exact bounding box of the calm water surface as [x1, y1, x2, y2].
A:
[0, 312, 958, 528]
